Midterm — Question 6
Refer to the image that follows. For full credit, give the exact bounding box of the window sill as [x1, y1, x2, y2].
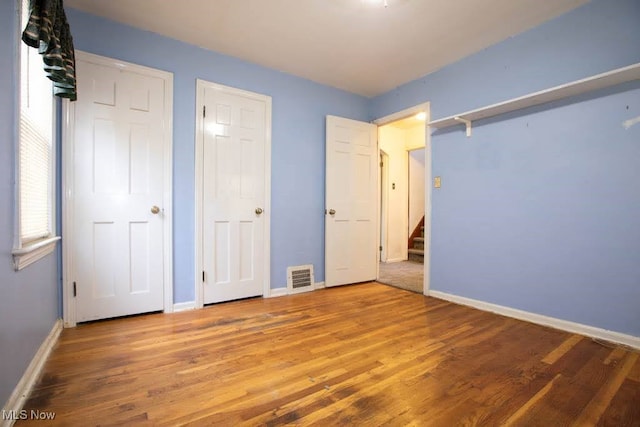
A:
[12, 236, 61, 271]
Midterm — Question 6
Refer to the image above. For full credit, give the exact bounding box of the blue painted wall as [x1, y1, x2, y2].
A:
[65, 9, 370, 303]
[372, 0, 640, 337]
[0, 0, 60, 407]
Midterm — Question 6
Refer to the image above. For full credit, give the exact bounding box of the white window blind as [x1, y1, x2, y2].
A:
[13, 0, 58, 269]
[20, 43, 54, 242]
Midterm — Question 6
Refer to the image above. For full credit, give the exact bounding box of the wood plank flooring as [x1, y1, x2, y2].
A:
[17, 283, 640, 426]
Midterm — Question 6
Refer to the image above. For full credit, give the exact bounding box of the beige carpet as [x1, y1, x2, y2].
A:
[377, 261, 424, 294]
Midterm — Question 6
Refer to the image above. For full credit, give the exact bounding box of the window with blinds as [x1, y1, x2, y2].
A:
[20, 42, 54, 242]
[13, 0, 59, 270]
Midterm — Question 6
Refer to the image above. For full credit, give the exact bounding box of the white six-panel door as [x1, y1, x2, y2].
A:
[197, 81, 271, 304]
[68, 53, 173, 323]
[325, 115, 378, 287]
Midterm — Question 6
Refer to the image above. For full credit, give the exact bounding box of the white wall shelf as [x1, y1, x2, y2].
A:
[429, 62, 640, 137]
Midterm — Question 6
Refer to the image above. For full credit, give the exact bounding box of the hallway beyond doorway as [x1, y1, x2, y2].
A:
[378, 261, 423, 294]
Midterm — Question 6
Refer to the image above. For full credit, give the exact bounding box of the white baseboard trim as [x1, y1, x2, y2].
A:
[384, 258, 406, 263]
[2, 319, 63, 427]
[267, 287, 288, 298]
[428, 290, 640, 350]
[267, 283, 326, 298]
[173, 301, 196, 312]
[267, 282, 326, 298]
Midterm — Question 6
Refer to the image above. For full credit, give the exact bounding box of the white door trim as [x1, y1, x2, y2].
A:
[194, 79, 272, 308]
[62, 51, 174, 327]
[379, 151, 389, 263]
[374, 102, 431, 295]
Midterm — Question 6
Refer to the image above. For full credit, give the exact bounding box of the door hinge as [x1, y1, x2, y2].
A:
[380, 161, 383, 167]
[73, 282, 77, 297]
[379, 246, 383, 251]
[202, 271, 205, 282]
[203, 106, 206, 118]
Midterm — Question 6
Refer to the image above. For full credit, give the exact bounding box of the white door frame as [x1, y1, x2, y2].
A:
[373, 102, 431, 295]
[194, 79, 272, 308]
[62, 51, 174, 327]
[379, 150, 390, 263]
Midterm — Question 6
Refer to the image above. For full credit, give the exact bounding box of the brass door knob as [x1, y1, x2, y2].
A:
[151, 206, 160, 214]
[255, 207, 263, 215]
[328, 209, 336, 215]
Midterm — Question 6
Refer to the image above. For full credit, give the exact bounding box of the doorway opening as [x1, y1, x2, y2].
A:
[376, 105, 429, 294]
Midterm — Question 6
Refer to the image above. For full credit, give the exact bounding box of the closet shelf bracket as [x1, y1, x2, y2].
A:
[454, 116, 472, 137]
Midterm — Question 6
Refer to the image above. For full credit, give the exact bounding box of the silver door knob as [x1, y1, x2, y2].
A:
[151, 206, 160, 214]
[328, 209, 336, 215]
[255, 207, 263, 215]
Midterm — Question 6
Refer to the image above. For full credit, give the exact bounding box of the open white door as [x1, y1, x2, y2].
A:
[325, 115, 378, 287]
[67, 52, 173, 323]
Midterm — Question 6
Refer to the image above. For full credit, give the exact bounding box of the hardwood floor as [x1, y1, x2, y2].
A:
[17, 283, 640, 426]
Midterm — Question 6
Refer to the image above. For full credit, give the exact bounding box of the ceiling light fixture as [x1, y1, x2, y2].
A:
[363, 0, 389, 7]
[415, 112, 427, 121]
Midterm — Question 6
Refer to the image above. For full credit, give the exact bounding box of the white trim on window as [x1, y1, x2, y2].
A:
[13, 236, 61, 270]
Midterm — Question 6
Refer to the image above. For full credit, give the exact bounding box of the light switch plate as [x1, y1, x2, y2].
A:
[434, 176, 441, 188]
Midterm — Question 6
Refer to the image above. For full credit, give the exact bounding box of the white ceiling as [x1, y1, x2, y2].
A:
[65, 0, 588, 97]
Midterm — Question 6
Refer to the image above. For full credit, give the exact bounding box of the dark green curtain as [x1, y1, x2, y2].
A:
[21, 0, 77, 101]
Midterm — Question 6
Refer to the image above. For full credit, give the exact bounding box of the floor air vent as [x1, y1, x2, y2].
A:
[287, 265, 315, 294]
